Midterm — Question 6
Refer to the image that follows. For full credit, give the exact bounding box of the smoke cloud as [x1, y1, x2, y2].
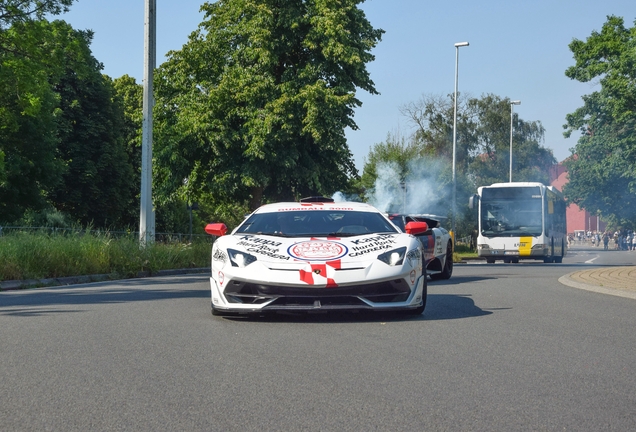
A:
[365, 159, 451, 216]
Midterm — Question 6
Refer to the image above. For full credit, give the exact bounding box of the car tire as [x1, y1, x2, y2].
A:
[486, 258, 495, 264]
[431, 241, 453, 280]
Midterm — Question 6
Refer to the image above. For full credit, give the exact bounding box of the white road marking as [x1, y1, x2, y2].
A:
[585, 255, 599, 264]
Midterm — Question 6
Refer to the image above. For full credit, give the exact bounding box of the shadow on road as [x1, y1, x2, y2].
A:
[219, 292, 493, 324]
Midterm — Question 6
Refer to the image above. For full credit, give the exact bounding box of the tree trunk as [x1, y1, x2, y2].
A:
[249, 186, 263, 211]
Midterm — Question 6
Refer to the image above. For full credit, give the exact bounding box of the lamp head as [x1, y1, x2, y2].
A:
[511, 100, 521, 105]
[454, 42, 469, 47]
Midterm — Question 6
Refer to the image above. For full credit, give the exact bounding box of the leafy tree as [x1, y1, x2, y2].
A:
[112, 75, 143, 173]
[48, 28, 136, 227]
[563, 15, 636, 224]
[402, 93, 553, 187]
[466, 94, 553, 186]
[0, 0, 75, 29]
[154, 0, 383, 210]
[0, 19, 75, 221]
[361, 93, 555, 237]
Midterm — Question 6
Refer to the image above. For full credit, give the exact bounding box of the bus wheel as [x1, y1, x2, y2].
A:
[543, 257, 554, 263]
[512, 258, 519, 263]
[503, 258, 511, 263]
[486, 258, 495, 264]
[554, 256, 563, 263]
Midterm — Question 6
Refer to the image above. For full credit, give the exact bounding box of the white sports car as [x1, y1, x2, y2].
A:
[205, 198, 429, 316]
[387, 214, 453, 281]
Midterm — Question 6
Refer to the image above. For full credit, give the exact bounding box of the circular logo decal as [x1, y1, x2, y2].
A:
[288, 241, 348, 261]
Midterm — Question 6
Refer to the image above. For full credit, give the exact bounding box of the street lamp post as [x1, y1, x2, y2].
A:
[140, 0, 156, 245]
[509, 100, 521, 183]
[452, 41, 469, 239]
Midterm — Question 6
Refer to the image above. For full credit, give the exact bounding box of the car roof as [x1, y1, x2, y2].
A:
[254, 201, 382, 214]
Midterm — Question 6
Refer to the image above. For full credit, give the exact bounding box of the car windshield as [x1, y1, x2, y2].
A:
[236, 210, 399, 237]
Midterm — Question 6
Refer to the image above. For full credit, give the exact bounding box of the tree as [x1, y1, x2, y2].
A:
[360, 93, 555, 237]
[401, 93, 554, 188]
[48, 28, 136, 227]
[154, 0, 383, 210]
[466, 94, 553, 186]
[0, 19, 74, 221]
[563, 16, 636, 224]
[0, 0, 75, 29]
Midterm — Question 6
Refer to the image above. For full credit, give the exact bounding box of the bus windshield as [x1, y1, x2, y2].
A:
[480, 186, 543, 237]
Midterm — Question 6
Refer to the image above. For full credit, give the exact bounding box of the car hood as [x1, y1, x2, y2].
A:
[217, 233, 416, 264]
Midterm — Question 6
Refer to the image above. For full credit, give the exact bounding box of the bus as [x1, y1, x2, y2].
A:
[469, 182, 567, 263]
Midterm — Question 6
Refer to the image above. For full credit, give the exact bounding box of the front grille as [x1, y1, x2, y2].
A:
[223, 279, 411, 305]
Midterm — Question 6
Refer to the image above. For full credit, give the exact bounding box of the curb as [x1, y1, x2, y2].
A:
[558, 273, 636, 300]
[0, 268, 211, 291]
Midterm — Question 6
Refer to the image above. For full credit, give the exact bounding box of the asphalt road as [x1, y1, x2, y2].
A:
[1, 248, 635, 431]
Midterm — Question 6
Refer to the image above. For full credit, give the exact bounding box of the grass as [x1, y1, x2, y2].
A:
[0, 230, 212, 282]
[454, 243, 479, 262]
[0, 230, 480, 284]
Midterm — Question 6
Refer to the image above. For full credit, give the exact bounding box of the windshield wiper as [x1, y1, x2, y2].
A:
[254, 231, 290, 237]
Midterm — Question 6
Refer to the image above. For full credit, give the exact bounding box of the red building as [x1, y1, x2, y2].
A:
[549, 161, 606, 234]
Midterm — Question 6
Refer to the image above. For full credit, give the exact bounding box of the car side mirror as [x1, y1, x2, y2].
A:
[205, 223, 228, 236]
[405, 221, 428, 235]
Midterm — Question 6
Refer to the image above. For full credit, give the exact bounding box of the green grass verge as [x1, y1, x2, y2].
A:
[0, 231, 212, 281]
[453, 243, 479, 262]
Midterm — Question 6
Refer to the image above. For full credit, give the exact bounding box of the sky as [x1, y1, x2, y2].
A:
[61, 0, 636, 172]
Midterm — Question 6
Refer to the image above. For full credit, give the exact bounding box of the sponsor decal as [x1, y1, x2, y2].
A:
[212, 248, 227, 263]
[288, 241, 348, 261]
[299, 260, 341, 287]
[236, 235, 290, 260]
[410, 269, 416, 284]
[218, 271, 224, 286]
[348, 234, 397, 257]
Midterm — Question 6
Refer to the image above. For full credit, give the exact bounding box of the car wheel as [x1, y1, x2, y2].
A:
[431, 241, 453, 280]
[486, 258, 495, 264]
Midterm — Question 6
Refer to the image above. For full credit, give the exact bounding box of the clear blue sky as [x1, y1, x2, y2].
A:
[62, 0, 635, 171]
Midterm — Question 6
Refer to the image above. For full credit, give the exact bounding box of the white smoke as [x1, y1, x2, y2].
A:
[332, 191, 361, 202]
[366, 159, 451, 216]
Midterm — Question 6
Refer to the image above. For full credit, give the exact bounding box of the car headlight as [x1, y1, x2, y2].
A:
[377, 247, 407, 266]
[227, 248, 257, 268]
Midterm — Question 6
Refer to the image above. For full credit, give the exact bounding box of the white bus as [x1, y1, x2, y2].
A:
[469, 182, 567, 263]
